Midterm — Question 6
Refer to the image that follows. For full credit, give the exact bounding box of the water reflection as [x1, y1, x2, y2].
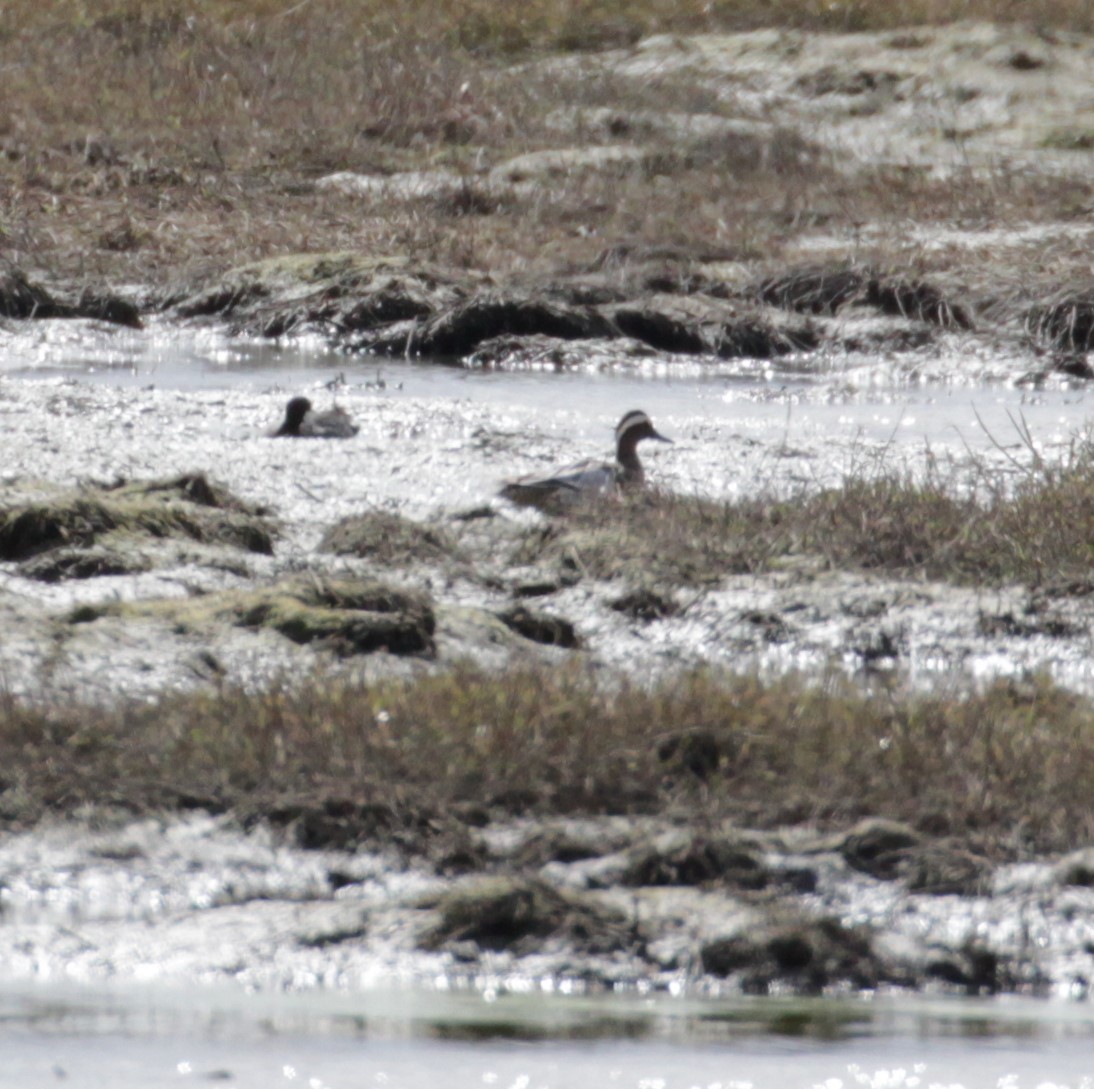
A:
[4, 983, 1092, 1045]
[3, 984, 1094, 1089]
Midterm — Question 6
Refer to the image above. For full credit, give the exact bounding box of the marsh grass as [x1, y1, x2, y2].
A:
[512, 490, 790, 584]
[2, 0, 1091, 288]
[2, 662, 1091, 855]
[801, 445, 1094, 586]
[7, 1, 1092, 46]
[0, 474, 274, 561]
[512, 434, 1094, 590]
[6, 445, 1094, 851]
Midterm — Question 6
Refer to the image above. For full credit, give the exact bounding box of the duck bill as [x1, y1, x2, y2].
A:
[651, 429, 673, 443]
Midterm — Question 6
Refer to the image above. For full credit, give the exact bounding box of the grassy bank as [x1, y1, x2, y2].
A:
[4, 443, 1094, 852]
[6, 1, 1093, 45]
[2, 0, 1091, 288]
[521, 433, 1094, 590]
[2, 662, 1092, 857]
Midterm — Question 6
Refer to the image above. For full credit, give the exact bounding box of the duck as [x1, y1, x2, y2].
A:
[500, 409, 671, 511]
[273, 396, 359, 438]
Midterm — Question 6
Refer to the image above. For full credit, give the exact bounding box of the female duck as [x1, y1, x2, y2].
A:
[273, 396, 358, 438]
[500, 409, 671, 511]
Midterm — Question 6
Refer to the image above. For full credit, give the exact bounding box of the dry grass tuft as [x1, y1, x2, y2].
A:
[801, 448, 1094, 586]
[2, 662, 1092, 855]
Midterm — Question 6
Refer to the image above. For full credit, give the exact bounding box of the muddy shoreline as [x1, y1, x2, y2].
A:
[3, 19, 1094, 1001]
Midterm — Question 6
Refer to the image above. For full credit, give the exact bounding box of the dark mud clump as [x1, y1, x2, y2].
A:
[510, 827, 609, 868]
[497, 604, 580, 647]
[375, 293, 617, 357]
[320, 510, 461, 566]
[0, 472, 273, 562]
[700, 914, 909, 995]
[839, 817, 922, 878]
[839, 818, 989, 895]
[18, 547, 152, 583]
[621, 832, 772, 891]
[0, 268, 141, 328]
[262, 795, 433, 852]
[609, 586, 679, 621]
[419, 875, 641, 957]
[924, 942, 1016, 995]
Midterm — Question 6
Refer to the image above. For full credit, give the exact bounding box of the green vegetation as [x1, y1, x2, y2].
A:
[64, 578, 437, 657]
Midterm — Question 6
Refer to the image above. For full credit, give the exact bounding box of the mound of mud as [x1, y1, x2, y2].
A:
[420, 875, 640, 956]
[233, 578, 436, 657]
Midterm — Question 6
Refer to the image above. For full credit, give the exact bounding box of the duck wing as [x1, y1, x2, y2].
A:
[300, 407, 359, 438]
[500, 458, 617, 510]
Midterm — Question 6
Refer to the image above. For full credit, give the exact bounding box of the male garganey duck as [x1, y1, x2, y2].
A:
[273, 396, 359, 438]
[500, 409, 671, 511]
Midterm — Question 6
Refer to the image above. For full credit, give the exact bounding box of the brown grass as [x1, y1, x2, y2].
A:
[1, 0, 1090, 289]
[2, 662, 1091, 856]
[5, 1, 1092, 45]
[518, 433, 1094, 590]
[802, 444, 1094, 585]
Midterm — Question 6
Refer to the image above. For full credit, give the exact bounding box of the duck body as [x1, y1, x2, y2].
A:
[500, 457, 619, 509]
[273, 396, 359, 438]
[500, 409, 671, 512]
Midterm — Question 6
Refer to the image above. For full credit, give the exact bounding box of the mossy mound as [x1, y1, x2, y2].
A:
[18, 548, 152, 583]
[320, 510, 460, 566]
[234, 578, 435, 657]
[170, 253, 473, 339]
[68, 577, 436, 658]
[621, 831, 769, 890]
[838, 818, 989, 895]
[0, 473, 273, 562]
[700, 913, 908, 995]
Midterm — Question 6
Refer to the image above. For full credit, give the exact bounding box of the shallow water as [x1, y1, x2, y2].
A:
[3, 980, 1094, 1089]
[2, 316, 1089, 466]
